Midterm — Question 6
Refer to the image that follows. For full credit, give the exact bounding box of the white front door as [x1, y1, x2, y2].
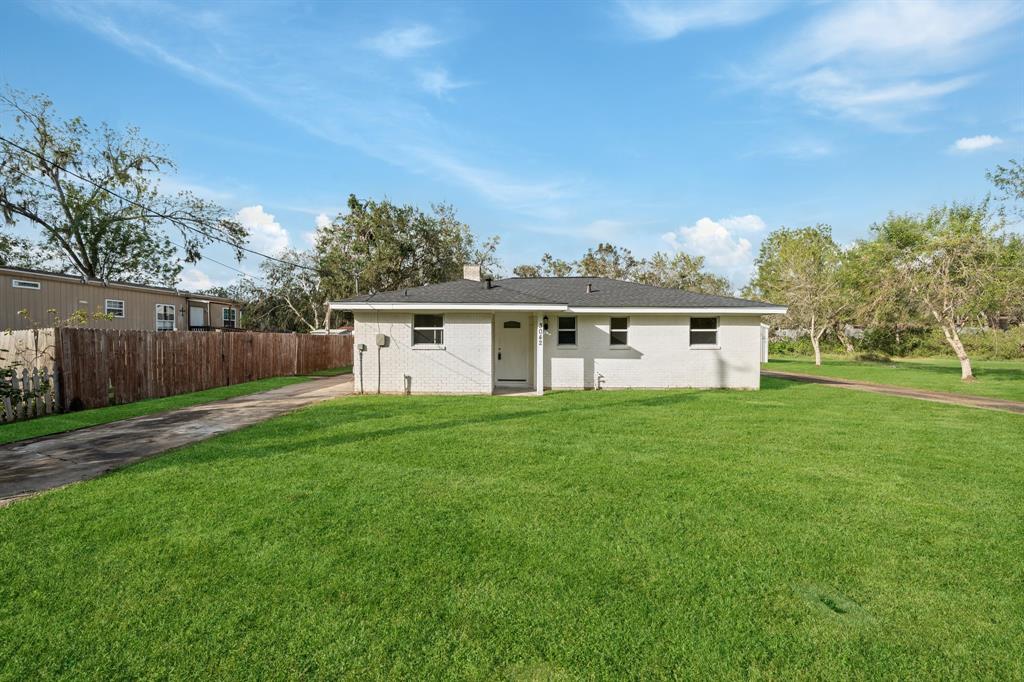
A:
[494, 313, 530, 386]
[189, 306, 206, 327]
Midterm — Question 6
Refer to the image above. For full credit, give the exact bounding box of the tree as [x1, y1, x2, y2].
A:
[861, 202, 1002, 380]
[987, 158, 1023, 220]
[512, 253, 574, 278]
[748, 225, 846, 366]
[576, 243, 641, 279]
[317, 194, 500, 298]
[0, 225, 36, 268]
[635, 251, 732, 296]
[0, 88, 246, 286]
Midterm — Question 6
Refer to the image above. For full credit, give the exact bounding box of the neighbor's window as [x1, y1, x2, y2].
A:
[689, 317, 718, 346]
[223, 307, 237, 328]
[156, 304, 176, 331]
[11, 279, 40, 290]
[105, 299, 125, 318]
[413, 314, 444, 345]
[610, 317, 628, 346]
[557, 316, 576, 345]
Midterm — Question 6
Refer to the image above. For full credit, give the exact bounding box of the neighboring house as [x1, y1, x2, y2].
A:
[329, 265, 786, 395]
[1, 266, 242, 332]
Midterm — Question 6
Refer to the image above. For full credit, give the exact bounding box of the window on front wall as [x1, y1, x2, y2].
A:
[610, 317, 628, 346]
[105, 299, 125, 318]
[223, 307, 237, 328]
[412, 314, 444, 345]
[557, 316, 576, 345]
[156, 304, 176, 331]
[12, 279, 40, 290]
[689, 317, 718, 346]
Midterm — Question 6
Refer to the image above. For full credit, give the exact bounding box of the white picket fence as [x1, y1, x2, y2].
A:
[1, 367, 60, 423]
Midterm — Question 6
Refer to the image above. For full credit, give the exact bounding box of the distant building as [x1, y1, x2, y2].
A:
[1, 266, 241, 332]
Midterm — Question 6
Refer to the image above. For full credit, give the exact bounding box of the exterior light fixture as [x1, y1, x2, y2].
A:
[542, 315, 549, 331]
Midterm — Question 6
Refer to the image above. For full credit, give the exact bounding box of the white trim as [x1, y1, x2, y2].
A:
[330, 302, 566, 312]
[104, 299, 125, 318]
[11, 279, 41, 290]
[566, 306, 787, 315]
[222, 306, 237, 328]
[412, 313, 444, 346]
[330, 302, 785, 315]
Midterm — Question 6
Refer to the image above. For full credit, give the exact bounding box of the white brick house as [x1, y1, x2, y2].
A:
[329, 267, 786, 395]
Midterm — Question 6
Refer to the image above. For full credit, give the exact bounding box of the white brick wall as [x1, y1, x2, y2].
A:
[544, 314, 762, 390]
[353, 311, 763, 394]
[353, 312, 492, 394]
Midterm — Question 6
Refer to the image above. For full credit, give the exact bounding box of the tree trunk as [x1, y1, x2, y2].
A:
[811, 335, 822, 366]
[836, 326, 855, 354]
[940, 323, 974, 381]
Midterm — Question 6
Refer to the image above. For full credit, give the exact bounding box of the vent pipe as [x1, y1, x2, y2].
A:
[586, 282, 593, 294]
[485, 276, 494, 289]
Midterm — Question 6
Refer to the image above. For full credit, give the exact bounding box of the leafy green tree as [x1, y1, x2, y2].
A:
[0, 226, 36, 268]
[512, 253, 574, 278]
[575, 243, 641, 279]
[860, 202, 1003, 380]
[987, 158, 1023, 220]
[0, 88, 247, 286]
[748, 225, 847, 366]
[636, 251, 732, 296]
[317, 194, 499, 298]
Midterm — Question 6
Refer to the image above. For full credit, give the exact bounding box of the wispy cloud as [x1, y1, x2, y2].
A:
[362, 24, 443, 59]
[39, 3, 566, 218]
[620, 0, 782, 40]
[750, 0, 1023, 129]
[951, 134, 1003, 152]
[417, 68, 471, 98]
[237, 205, 289, 255]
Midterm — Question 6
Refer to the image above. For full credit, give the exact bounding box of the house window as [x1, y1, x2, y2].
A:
[557, 316, 576, 346]
[503, 320, 521, 328]
[105, 299, 125, 318]
[690, 317, 718, 346]
[610, 317, 628, 346]
[412, 314, 444, 345]
[11, 279, 40, 290]
[156, 304, 176, 331]
[223, 307, 237, 328]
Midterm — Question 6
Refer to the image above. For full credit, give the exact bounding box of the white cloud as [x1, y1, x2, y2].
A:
[621, 0, 782, 40]
[315, 213, 331, 229]
[662, 215, 762, 281]
[952, 134, 1003, 152]
[754, 0, 1023, 129]
[363, 24, 443, 58]
[417, 68, 470, 97]
[237, 205, 289, 255]
[178, 266, 214, 291]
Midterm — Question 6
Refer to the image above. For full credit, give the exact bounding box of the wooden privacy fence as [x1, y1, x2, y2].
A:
[6, 328, 353, 413]
[1, 367, 59, 423]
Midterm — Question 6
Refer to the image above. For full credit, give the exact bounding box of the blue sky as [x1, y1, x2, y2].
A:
[3, 0, 1023, 290]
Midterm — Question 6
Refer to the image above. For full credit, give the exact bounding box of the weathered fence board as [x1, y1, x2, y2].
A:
[0, 367, 59, 423]
[0, 328, 57, 370]
[51, 328, 352, 412]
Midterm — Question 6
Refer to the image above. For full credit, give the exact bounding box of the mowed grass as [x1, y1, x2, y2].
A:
[767, 356, 1024, 402]
[1, 381, 1022, 679]
[0, 367, 350, 445]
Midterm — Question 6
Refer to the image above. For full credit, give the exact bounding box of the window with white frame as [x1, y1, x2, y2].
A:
[222, 307, 237, 328]
[11, 279, 40, 290]
[156, 304, 176, 331]
[105, 299, 125, 318]
[412, 314, 444, 345]
[557, 316, 576, 345]
[610, 317, 628, 346]
[689, 317, 718, 346]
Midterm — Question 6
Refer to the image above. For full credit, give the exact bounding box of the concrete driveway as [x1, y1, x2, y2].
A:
[0, 373, 353, 506]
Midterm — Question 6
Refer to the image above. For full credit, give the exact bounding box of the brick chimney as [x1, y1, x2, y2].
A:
[463, 264, 482, 281]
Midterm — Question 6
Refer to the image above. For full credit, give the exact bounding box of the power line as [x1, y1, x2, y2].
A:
[0, 133, 319, 273]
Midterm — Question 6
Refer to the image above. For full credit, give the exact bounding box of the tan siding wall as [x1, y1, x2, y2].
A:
[1, 272, 190, 331]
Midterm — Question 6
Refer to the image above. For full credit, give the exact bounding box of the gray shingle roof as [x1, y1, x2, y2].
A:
[334, 277, 781, 309]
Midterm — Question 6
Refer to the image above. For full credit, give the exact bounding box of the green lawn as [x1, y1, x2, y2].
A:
[0, 367, 351, 445]
[766, 356, 1024, 402]
[1, 383, 1021, 679]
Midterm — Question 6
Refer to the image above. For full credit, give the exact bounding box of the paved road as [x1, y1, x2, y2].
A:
[762, 370, 1024, 415]
[0, 373, 353, 506]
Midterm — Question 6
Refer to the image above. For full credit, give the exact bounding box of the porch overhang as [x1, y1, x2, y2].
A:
[328, 302, 567, 312]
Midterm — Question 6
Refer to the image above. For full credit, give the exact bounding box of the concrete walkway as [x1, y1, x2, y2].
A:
[762, 370, 1024, 415]
[0, 373, 353, 506]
